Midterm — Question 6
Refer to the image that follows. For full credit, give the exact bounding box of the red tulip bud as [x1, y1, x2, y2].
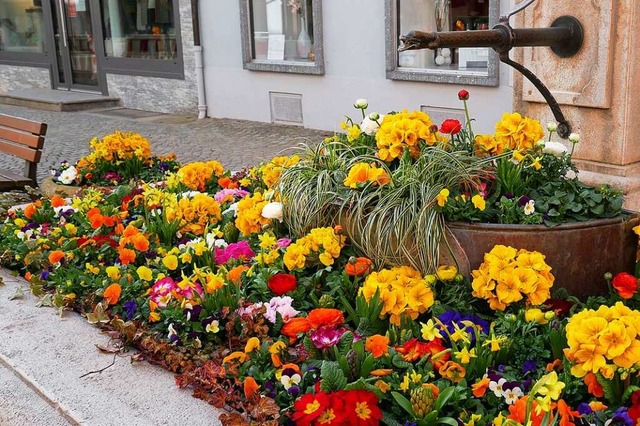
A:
[458, 89, 470, 100]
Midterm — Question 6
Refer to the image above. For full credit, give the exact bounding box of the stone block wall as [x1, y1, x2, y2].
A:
[105, 0, 198, 114]
[0, 65, 50, 93]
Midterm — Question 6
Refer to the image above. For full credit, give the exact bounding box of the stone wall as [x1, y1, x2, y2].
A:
[0, 65, 50, 93]
[105, 0, 198, 114]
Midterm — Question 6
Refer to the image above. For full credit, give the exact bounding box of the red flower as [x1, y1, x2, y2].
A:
[343, 390, 382, 425]
[439, 119, 462, 135]
[292, 392, 331, 426]
[267, 273, 297, 295]
[628, 390, 640, 423]
[458, 89, 470, 100]
[612, 272, 638, 299]
[345, 257, 373, 276]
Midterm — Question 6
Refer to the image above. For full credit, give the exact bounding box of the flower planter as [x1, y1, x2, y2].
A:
[446, 212, 640, 297]
[39, 176, 83, 199]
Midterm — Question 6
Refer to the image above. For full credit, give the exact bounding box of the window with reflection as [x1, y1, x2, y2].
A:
[100, 0, 177, 60]
[0, 0, 45, 53]
[240, 0, 323, 74]
[387, 0, 499, 86]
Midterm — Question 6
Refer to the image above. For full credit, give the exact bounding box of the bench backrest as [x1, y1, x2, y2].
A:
[0, 114, 48, 183]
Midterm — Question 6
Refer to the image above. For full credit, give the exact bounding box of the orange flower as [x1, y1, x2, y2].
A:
[218, 176, 238, 189]
[369, 369, 393, 377]
[471, 377, 490, 398]
[281, 317, 312, 340]
[23, 201, 40, 219]
[345, 257, 374, 277]
[588, 401, 607, 411]
[438, 361, 466, 383]
[131, 234, 150, 251]
[584, 372, 604, 398]
[306, 308, 344, 329]
[48, 250, 65, 265]
[228, 265, 250, 285]
[508, 396, 544, 426]
[556, 399, 580, 426]
[243, 376, 259, 400]
[118, 247, 137, 265]
[103, 283, 122, 305]
[280, 363, 302, 375]
[546, 359, 563, 372]
[24, 272, 32, 281]
[50, 195, 66, 208]
[421, 383, 440, 399]
[365, 335, 389, 358]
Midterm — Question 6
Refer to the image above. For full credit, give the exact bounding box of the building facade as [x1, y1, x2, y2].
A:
[200, 0, 513, 133]
[0, 0, 198, 113]
[0, 0, 514, 130]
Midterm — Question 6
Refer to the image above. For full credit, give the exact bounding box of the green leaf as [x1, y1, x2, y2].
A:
[0, 277, 4, 287]
[36, 294, 54, 308]
[9, 286, 24, 300]
[390, 391, 416, 418]
[434, 387, 455, 411]
[359, 353, 375, 378]
[437, 418, 459, 426]
[337, 331, 354, 356]
[86, 303, 110, 324]
[320, 361, 348, 392]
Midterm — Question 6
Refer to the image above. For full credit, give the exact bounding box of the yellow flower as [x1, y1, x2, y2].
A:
[162, 255, 179, 271]
[400, 374, 410, 391]
[244, 337, 261, 353]
[137, 266, 153, 281]
[454, 347, 476, 364]
[421, 319, 443, 341]
[374, 380, 391, 393]
[105, 266, 121, 280]
[436, 188, 449, 207]
[471, 194, 486, 211]
[524, 308, 549, 324]
[436, 265, 457, 281]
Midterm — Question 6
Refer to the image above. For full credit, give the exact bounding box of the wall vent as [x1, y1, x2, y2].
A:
[270, 92, 304, 125]
[420, 105, 466, 127]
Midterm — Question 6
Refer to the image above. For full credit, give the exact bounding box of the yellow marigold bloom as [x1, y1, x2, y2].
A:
[84, 131, 151, 163]
[261, 155, 300, 189]
[375, 110, 437, 161]
[172, 161, 225, 192]
[235, 192, 270, 237]
[436, 188, 449, 207]
[471, 194, 486, 211]
[494, 112, 544, 153]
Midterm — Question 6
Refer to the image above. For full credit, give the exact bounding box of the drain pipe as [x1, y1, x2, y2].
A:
[192, 0, 207, 119]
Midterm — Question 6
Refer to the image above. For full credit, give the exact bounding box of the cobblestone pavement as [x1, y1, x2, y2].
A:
[0, 104, 332, 183]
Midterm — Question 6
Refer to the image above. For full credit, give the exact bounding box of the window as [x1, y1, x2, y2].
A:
[0, 0, 45, 53]
[385, 0, 500, 86]
[239, 0, 324, 75]
[98, 0, 183, 79]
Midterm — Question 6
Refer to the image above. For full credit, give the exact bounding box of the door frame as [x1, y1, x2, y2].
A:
[46, 0, 108, 94]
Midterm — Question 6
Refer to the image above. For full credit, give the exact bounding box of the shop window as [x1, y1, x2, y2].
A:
[98, 0, 183, 79]
[239, 0, 324, 75]
[0, 0, 45, 53]
[385, 0, 500, 86]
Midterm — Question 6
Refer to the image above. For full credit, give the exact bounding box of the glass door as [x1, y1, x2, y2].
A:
[51, 0, 100, 91]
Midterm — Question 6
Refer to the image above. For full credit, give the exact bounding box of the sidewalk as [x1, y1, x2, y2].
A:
[0, 104, 332, 183]
[0, 268, 222, 426]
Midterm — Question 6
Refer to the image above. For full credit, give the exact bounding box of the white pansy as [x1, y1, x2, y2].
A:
[53, 206, 75, 216]
[569, 133, 580, 143]
[57, 166, 77, 185]
[503, 386, 524, 405]
[280, 373, 301, 390]
[261, 202, 283, 222]
[181, 191, 203, 198]
[542, 141, 568, 157]
[223, 202, 239, 217]
[524, 200, 535, 216]
[213, 238, 228, 248]
[360, 113, 385, 135]
[354, 98, 368, 109]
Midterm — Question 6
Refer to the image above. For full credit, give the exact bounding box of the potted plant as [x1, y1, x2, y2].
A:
[278, 95, 639, 296]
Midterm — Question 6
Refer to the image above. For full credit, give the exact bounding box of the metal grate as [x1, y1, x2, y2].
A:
[269, 92, 304, 126]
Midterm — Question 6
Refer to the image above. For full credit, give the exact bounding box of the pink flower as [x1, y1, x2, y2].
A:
[264, 296, 299, 323]
[214, 241, 255, 264]
[213, 188, 249, 204]
[277, 238, 292, 248]
[309, 326, 349, 349]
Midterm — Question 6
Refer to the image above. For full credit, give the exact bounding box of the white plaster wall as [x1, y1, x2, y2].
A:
[200, 0, 514, 134]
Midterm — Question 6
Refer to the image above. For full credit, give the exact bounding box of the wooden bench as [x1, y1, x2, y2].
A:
[0, 113, 47, 191]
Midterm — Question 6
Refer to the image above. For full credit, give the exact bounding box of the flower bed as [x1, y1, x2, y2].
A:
[2, 112, 640, 425]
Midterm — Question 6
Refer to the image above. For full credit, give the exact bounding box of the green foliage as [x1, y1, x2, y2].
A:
[319, 361, 348, 392]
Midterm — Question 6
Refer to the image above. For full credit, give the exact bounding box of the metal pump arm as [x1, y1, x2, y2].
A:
[398, 0, 583, 138]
